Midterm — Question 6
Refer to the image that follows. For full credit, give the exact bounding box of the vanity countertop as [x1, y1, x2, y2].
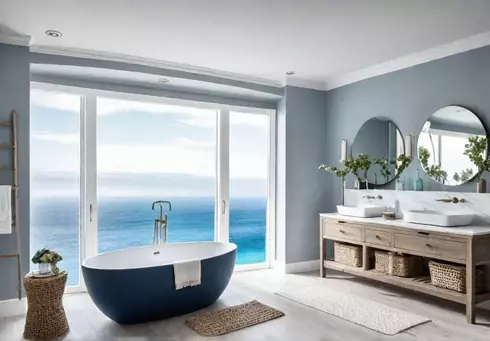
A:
[320, 213, 490, 236]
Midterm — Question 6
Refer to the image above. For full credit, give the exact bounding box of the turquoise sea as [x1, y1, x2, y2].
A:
[30, 197, 266, 286]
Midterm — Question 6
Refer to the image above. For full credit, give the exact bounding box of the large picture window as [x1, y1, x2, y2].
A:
[30, 86, 275, 289]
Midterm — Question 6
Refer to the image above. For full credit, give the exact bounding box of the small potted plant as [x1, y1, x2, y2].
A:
[32, 248, 63, 275]
[463, 136, 490, 193]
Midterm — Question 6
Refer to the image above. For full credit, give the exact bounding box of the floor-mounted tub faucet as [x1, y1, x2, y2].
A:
[152, 200, 172, 245]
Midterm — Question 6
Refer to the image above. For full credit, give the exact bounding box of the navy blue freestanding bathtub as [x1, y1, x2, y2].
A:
[82, 242, 237, 324]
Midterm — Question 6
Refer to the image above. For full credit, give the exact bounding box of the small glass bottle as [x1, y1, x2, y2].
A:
[414, 169, 424, 191]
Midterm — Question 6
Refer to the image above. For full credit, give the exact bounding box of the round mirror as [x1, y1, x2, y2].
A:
[351, 117, 404, 186]
[417, 105, 487, 185]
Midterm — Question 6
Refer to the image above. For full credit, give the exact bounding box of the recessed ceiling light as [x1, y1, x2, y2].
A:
[286, 71, 296, 76]
[45, 30, 62, 38]
[157, 78, 169, 83]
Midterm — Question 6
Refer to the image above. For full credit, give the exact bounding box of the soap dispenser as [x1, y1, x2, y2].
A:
[414, 169, 424, 191]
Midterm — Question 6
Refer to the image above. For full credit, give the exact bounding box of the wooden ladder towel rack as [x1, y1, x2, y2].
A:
[0, 110, 21, 299]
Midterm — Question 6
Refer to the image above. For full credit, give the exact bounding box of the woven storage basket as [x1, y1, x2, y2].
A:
[334, 242, 362, 267]
[375, 251, 424, 277]
[429, 261, 485, 293]
[374, 250, 389, 273]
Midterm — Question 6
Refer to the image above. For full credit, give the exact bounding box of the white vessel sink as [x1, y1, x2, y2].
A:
[337, 205, 386, 218]
[403, 210, 475, 227]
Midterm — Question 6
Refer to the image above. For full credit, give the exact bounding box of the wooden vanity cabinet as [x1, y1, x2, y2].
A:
[320, 216, 490, 324]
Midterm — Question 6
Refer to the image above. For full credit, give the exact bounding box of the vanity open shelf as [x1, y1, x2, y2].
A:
[320, 213, 490, 324]
[324, 260, 490, 305]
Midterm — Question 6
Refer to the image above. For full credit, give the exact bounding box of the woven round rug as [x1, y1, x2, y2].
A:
[185, 300, 284, 336]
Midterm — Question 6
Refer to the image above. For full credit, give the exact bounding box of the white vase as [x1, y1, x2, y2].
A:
[38, 263, 51, 274]
[395, 179, 404, 191]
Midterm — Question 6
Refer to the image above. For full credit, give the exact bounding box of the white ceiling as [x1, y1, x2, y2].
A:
[3, 0, 490, 87]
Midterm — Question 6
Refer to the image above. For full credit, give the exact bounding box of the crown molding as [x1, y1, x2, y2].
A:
[30, 45, 283, 88]
[0, 33, 31, 47]
[325, 30, 490, 91]
[284, 76, 327, 91]
[26, 30, 490, 93]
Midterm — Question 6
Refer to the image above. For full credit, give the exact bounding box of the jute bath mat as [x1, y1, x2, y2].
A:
[185, 300, 284, 336]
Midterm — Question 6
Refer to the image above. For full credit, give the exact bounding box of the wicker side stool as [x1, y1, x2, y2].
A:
[24, 272, 69, 340]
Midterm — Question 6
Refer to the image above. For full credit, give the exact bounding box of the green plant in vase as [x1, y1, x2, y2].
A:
[391, 154, 412, 190]
[374, 158, 391, 183]
[463, 136, 490, 193]
[355, 153, 372, 189]
[393, 154, 412, 178]
[319, 163, 350, 204]
[344, 156, 360, 188]
[346, 153, 372, 189]
[32, 248, 63, 274]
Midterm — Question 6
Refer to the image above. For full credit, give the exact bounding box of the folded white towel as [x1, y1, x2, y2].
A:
[0, 186, 12, 234]
[173, 258, 201, 290]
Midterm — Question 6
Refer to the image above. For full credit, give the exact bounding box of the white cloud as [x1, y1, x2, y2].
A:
[97, 144, 216, 177]
[173, 138, 215, 150]
[96, 143, 266, 179]
[97, 97, 216, 117]
[31, 90, 80, 112]
[32, 131, 79, 144]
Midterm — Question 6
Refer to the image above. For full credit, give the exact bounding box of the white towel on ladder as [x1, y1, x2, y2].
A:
[173, 258, 201, 290]
[0, 186, 12, 234]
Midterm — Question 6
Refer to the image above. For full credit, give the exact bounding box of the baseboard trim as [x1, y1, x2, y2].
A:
[285, 259, 320, 274]
[0, 298, 26, 317]
[270, 260, 286, 273]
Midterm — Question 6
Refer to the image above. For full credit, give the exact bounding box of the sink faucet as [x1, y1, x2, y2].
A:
[363, 195, 383, 200]
[152, 200, 172, 245]
[435, 197, 465, 203]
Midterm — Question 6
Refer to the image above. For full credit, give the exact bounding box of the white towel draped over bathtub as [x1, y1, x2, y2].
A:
[173, 258, 201, 290]
[0, 186, 12, 234]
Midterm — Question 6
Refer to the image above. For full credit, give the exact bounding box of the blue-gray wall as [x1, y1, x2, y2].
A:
[325, 44, 490, 212]
[276, 86, 327, 264]
[0, 44, 30, 300]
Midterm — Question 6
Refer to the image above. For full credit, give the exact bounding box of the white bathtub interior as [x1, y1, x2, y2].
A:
[82, 242, 237, 270]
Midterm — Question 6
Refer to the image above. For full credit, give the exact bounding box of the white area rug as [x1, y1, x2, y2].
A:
[276, 287, 430, 335]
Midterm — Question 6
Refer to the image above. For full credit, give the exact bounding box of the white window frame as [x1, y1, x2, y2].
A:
[30, 81, 276, 290]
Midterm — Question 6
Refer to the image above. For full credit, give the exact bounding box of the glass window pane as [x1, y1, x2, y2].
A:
[96, 97, 216, 253]
[30, 89, 81, 286]
[229, 112, 269, 265]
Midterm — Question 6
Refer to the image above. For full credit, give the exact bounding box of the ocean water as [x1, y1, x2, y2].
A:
[30, 197, 266, 286]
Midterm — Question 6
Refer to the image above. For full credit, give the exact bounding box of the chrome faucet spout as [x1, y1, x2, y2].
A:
[152, 200, 172, 245]
[435, 197, 465, 203]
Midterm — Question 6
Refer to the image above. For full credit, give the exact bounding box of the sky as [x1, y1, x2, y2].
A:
[30, 89, 269, 197]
